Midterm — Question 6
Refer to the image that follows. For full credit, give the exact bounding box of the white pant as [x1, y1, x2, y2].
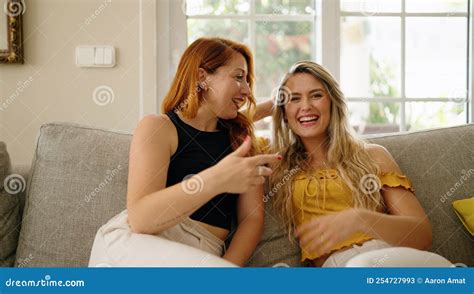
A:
[88, 210, 237, 267]
[322, 239, 453, 267]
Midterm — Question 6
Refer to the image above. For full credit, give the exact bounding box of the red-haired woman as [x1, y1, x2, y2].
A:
[89, 38, 280, 267]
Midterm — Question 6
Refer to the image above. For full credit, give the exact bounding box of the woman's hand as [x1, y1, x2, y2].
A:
[212, 136, 281, 194]
[295, 209, 360, 257]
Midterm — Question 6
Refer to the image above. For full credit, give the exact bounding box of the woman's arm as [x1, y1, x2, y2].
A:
[355, 204, 432, 250]
[127, 116, 278, 235]
[127, 115, 222, 235]
[253, 99, 274, 122]
[359, 144, 432, 250]
[222, 185, 265, 266]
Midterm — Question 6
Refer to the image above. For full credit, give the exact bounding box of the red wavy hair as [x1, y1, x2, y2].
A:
[161, 37, 260, 153]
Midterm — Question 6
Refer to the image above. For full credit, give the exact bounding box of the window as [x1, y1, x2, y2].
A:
[340, 0, 470, 134]
[182, 0, 472, 135]
[184, 0, 316, 135]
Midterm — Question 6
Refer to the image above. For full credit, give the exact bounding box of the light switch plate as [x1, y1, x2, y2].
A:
[95, 48, 104, 65]
[75, 47, 95, 66]
[76, 46, 116, 68]
[103, 47, 113, 65]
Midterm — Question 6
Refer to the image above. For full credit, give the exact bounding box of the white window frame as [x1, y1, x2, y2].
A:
[156, 0, 187, 111]
[332, 0, 472, 131]
[470, 0, 473, 123]
[165, 0, 473, 127]
[180, 0, 320, 101]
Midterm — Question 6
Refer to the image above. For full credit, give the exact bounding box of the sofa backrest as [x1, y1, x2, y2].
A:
[15, 123, 131, 267]
[367, 125, 474, 266]
[14, 122, 474, 267]
[0, 142, 20, 267]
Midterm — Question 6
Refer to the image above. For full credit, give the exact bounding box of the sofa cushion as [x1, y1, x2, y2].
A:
[452, 197, 474, 236]
[0, 142, 11, 190]
[11, 164, 31, 217]
[246, 199, 303, 267]
[367, 124, 474, 266]
[0, 142, 21, 267]
[15, 123, 131, 267]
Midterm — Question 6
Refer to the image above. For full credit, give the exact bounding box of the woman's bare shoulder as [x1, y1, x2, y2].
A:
[365, 143, 401, 173]
[133, 114, 178, 154]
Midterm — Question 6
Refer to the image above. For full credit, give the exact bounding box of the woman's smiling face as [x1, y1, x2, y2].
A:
[283, 73, 331, 140]
[202, 53, 251, 119]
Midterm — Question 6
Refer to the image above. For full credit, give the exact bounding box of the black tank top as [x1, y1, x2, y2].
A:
[165, 111, 238, 230]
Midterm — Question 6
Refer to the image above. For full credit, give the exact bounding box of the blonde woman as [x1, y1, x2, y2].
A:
[265, 61, 452, 267]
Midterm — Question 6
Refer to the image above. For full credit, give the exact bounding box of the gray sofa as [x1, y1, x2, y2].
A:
[0, 122, 473, 267]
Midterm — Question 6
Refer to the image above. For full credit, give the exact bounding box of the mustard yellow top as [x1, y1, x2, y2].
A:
[292, 169, 415, 261]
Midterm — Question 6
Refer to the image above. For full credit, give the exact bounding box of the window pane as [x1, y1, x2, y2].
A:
[341, 17, 401, 98]
[187, 19, 249, 44]
[341, 0, 401, 14]
[255, 0, 315, 15]
[255, 21, 313, 98]
[405, 0, 468, 13]
[348, 101, 401, 134]
[185, 0, 250, 16]
[405, 17, 467, 98]
[406, 102, 466, 131]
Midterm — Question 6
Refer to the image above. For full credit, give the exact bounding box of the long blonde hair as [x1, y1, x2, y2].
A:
[270, 61, 385, 240]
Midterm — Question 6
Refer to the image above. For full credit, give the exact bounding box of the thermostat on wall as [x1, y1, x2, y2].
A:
[76, 46, 115, 67]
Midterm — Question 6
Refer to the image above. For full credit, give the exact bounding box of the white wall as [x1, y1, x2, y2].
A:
[0, 0, 158, 165]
